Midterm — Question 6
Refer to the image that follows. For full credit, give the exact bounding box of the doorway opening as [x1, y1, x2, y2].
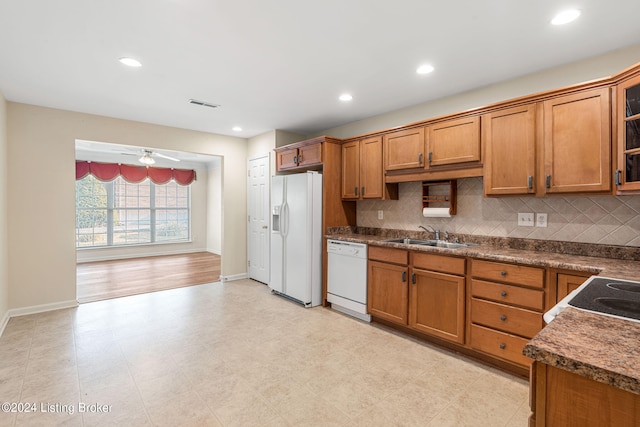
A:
[75, 139, 222, 303]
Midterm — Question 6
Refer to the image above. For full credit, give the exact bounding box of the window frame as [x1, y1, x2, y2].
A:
[75, 175, 191, 249]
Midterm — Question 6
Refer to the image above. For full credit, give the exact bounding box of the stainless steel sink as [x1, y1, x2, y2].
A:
[381, 238, 476, 249]
[382, 238, 436, 245]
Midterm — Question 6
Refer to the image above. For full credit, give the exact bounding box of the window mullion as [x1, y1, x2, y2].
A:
[150, 181, 156, 243]
[107, 180, 114, 246]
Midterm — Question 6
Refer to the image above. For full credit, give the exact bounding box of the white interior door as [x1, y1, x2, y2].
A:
[247, 154, 270, 284]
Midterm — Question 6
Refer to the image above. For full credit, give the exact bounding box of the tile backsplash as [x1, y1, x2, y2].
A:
[356, 178, 640, 247]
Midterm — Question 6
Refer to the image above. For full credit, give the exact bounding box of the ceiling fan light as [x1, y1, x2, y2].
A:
[139, 154, 155, 165]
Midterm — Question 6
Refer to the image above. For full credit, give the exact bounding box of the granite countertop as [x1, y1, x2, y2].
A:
[523, 308, 640, 395]
[326, 227, 640, 393]
[325, 230, 640, 280]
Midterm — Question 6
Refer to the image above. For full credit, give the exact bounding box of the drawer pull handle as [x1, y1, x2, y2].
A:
[500, 271, 507, 277]
[499, 343, 506, 350]
[500, 315, 507, 321]
[500, 291, 507, 297]
[402, 271, 406, 282]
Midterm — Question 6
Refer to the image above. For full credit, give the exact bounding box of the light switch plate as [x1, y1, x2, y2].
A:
[518, 212, 534, 227]
[377, 210, 384, 220]
[536, 213, 548, 227]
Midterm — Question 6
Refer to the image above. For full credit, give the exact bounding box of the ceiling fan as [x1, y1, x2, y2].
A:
[121, 148, 180, 165]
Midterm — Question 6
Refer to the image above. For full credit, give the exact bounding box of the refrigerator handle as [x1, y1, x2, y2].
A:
[282, 202, 289, 237]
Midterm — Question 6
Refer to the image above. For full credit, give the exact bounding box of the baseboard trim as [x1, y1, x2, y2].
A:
[220, 273, 248, 282]
[77, 248, 211, 263]
[7, 300, 79, 318]
[0, 310, 9, 338]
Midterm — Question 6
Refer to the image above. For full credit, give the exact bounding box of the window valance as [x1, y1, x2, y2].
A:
[76, 161, 196, 185]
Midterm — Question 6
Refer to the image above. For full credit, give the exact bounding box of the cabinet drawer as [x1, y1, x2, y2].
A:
[471, 298, 543, 338]
[412, 252, 465, 275]
[471, 260, 544, 288]
[471, 279, 544, 311]
[368, 246, 408, 265]
[470, 324, 532, 367]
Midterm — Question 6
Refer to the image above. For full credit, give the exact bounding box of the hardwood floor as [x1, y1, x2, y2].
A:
[76, 252, 221, 303]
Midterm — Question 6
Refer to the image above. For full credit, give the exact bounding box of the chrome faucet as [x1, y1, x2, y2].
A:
[419, 225, 440, 241]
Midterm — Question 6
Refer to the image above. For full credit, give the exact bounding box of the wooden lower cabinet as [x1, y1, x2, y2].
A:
[409, 268, 465, 343]
[530, 362, 640, 426]
[470, 260, 545, 368]
[368, 260, 408, 325]
[556, 273, 588, 302]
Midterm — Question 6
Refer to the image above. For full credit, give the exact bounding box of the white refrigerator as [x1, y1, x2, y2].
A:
[270, 171, 322, 307]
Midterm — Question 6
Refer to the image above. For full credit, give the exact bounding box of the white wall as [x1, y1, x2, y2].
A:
[7, 103, 248, 310]
[314, 43, 640, 139]
[207, 161, 222, 254]
[76, 166, 210, 262]
[0, 91, 8, 327]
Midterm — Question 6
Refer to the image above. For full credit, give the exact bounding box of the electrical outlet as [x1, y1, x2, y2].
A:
[518, 212, 534, 227]
[377, 210, 384, 220]
[536, 213, 548, 228]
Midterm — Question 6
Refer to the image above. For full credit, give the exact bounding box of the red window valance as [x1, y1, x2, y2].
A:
[76, 161, 196, 185]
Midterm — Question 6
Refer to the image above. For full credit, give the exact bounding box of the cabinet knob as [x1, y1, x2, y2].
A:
[499, 343, 506, 350]
[500, 315, 507, 321]
[500, 271, 507, 277]
[500, 291, 507, 297]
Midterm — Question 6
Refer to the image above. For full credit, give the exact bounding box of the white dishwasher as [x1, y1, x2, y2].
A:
[327, 239, 370, 322]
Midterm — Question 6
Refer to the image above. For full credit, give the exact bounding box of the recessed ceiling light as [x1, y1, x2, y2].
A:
[339, 94, 353, 102]
[416, 64, 435, 75]
[551, 9, 581, 25]
[119, 57, 142, 67]
[232, 126, 242, 132]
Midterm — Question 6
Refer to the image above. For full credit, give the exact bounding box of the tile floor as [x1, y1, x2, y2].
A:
[0, 279, 530, 426]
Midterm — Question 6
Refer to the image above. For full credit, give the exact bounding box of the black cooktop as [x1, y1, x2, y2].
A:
[569, 277, 640, 322]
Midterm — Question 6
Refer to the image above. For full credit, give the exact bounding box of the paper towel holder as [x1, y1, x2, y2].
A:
[422, 180, 457, 215]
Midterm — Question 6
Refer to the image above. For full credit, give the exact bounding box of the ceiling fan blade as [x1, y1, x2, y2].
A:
[154, 152, 180, 162]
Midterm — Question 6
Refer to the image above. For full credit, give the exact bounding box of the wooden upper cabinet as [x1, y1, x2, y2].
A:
[543, 87, 611, 194]
[341, 140, 360, 199]
[275, 141, 323, 172]
[341, 136, 387, 200]
[426, 116, 481, 167]
[483, 104, 537, 196]
[276, 147, 300, 171]
[615, 73, 640, 193]
[384, 127, 425, 171]
[360, 136, 384, 198]
[298, 142, 322, 168]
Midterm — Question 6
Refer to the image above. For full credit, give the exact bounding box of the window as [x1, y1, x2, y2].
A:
[76, 175, 190, 248]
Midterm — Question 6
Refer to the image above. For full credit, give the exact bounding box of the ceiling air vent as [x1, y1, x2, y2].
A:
[188, 99, 220, 109]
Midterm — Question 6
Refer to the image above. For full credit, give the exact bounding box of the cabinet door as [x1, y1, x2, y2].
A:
[409, 268, 465, 343]
[383, 127, 425, 171]
[368, 261, 408, 325]
[341, 141, 360, 199]
[360, 136, 384, 199]
[556, 273, 588, 302]
[298, 142, 323, 167]
[426, 116, 480, 167]
[616, 73, 640, 192]
[543, 87, 611, 193]
[483, 104, 537, 195]
[277, 147, 299, 171]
